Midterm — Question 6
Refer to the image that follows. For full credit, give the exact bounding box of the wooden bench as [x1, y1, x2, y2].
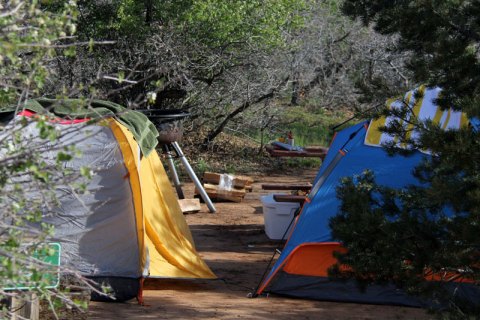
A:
[273, 194, 307, 203]
[261, 183, 311, 204]
[261, 183, 312, 191]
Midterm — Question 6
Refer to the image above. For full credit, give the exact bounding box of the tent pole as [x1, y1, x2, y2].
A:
[250, 207, 301, 298]
[171, 142, 217, 213]
[306, 126, 364, 201]
[163, 144, 185, 199]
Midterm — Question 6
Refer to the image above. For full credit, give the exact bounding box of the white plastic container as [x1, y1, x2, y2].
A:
[261, 194, 300, 240]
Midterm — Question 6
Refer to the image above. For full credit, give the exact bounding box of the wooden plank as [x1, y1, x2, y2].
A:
[11, 293, 39, 320]
[273, 194, 307, 203]
[28, 294, 39, 320]
[234, 175, 254, 186]
[203, 172, 224, 184]
[261, 183, 312, 191]
[303, 146, 329, 153]
[194, 191, 244, 203]
[265, 145, 328, 158]
[195, 183, 246, 202]
[194, 193, 244, 203]
[178, 199, 201, 213]
[215, 194, 244, 203]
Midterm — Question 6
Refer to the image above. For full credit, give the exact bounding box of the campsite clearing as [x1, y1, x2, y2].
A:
[89, 169, 432, 319]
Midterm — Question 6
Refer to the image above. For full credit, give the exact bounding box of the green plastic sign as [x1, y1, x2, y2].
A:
[3, 242, 61, 290]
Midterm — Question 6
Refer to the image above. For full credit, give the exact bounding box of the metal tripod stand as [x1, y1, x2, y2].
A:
[162, 142, 216, 213]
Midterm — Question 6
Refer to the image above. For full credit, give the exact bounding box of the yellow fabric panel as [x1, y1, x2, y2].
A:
[442, 109, 452, 129]
[108, 120, 146, 274]
[144, 151, 194, 244]
[460, 112, 469, 128]
[403, 86, 425, 147]
[141, 150, 216, 279]
[364, 118, 384, 146]
[432, 103, 444, 124]
[394, 92, 412, 145]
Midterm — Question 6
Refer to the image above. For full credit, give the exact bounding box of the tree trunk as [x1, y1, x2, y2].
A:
[290, 72, 300, 106]
[145, 0, 153, 24]
[203, 76, 289, 146]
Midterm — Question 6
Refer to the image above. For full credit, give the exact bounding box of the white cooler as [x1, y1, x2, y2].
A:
[261, 194, 300, 240]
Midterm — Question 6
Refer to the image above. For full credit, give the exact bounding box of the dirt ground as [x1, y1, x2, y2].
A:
[89, 169, 432, 320]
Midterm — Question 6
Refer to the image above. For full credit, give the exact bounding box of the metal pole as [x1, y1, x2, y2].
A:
[163, 144, 185, 199]
[171, 141, 216, 213]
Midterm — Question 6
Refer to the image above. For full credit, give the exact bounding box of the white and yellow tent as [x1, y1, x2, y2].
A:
[5, 107, 215, 301]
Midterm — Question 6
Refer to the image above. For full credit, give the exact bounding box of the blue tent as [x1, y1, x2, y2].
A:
[256, 115, 479, 306]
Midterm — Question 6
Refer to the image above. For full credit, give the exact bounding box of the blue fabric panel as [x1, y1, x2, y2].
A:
[470, 117, 480, 132]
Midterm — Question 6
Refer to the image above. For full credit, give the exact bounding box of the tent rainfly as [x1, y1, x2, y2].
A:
[0, 99, 215, 302]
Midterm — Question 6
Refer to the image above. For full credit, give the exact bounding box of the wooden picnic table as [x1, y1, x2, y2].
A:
[263, 144, 325, 204]
[265, 144, 328, 159]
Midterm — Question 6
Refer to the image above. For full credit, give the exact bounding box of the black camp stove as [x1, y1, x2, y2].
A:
[137, 109, 190, 144]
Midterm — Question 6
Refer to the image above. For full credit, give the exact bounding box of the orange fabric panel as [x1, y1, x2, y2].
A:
[283, 243, 346, 277]
[283, 243, 474, 284]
